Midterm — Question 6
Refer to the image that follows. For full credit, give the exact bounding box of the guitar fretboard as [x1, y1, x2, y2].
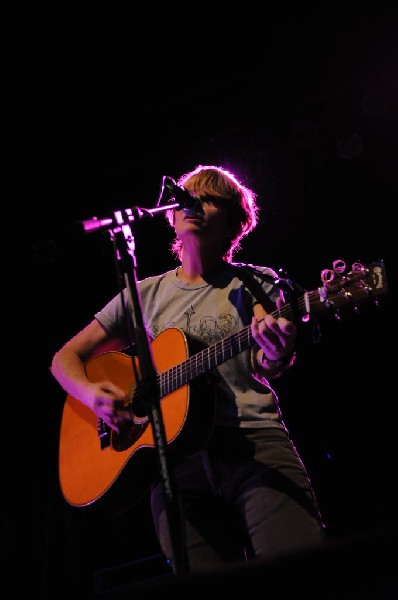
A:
[159, 325, 255, 397]
[157, 259, 387, 398]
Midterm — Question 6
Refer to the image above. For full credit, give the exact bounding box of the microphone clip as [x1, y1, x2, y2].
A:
[160, 176, 203, 216]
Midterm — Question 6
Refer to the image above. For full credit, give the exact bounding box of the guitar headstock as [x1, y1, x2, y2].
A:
[296, 259, 389, 322]
[312, 259, 388, 315]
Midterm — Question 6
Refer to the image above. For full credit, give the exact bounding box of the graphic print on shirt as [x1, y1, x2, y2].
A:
[194, 313, 237, 344]
[184, 305, 196, 332]
[148, 304, 237, 346]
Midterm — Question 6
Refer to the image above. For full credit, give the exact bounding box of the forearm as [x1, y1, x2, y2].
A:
[50, 347, 94, 406]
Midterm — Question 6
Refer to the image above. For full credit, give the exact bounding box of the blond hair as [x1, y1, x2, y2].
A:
[166, 165, 260, 262]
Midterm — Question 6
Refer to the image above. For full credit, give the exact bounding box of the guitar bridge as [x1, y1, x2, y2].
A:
[98, 419, 111, 449]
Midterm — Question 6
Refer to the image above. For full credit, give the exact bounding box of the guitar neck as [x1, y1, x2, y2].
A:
[158, 259, 388, 397]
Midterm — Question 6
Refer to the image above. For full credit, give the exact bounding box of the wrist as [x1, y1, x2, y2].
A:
[258, 349, 296, 374]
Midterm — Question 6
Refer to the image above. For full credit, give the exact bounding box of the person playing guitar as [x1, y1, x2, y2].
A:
[51, 164, 329, 576]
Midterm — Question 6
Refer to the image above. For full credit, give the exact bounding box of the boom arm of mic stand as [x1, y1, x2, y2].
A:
[78, 203, 180, 235]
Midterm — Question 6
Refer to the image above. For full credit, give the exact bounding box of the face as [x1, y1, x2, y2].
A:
[174, 196, 231, 249]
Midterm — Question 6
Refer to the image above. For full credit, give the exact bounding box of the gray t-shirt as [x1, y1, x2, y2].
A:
[95, 264, 287, 430]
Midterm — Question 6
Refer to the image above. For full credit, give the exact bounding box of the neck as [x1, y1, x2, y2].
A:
[178, 251, 225, 284]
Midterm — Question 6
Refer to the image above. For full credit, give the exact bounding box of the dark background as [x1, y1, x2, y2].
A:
[12, 7, 397, 597]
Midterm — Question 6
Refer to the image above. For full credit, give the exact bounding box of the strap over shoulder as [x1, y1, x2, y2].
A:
[229, 262, 278, 312]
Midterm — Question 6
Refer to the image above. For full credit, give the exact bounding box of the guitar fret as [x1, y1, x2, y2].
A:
[207, 349, 212, 365]
[192, 353, 200, 378]
[155, 261, 388, 398]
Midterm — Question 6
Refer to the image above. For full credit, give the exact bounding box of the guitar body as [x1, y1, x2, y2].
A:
[59, 328, 216, 511]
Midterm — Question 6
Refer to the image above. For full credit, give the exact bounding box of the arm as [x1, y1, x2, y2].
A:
[50, 319, 131, 431]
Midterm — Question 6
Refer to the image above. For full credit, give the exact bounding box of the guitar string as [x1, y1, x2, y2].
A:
[131, 278, 373, 408]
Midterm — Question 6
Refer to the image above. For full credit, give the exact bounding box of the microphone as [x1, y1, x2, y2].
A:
[163, 177, 203, 217]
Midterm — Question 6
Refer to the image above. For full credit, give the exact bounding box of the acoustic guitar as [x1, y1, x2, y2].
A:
[59, 260, 388, 511]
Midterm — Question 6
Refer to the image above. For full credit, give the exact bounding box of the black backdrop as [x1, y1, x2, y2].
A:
[13, 8, 397, 597]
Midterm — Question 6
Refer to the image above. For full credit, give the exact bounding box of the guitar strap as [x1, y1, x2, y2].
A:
[231, 262, 303, 324]
[229, 262, 278, 313]
[231, 263, 301, 368]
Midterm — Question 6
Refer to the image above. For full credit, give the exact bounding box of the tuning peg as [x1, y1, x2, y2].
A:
[332, 259, 346, 274]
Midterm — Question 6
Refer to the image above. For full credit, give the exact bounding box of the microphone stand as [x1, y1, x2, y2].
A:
[80, 202, 189, 577]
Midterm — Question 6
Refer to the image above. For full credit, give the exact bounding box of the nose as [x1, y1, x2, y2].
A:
[182, 197, 204, 217]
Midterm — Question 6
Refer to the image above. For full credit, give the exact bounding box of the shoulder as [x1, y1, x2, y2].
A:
[230, 262, 279, 281]
[139, 269, 176, 288]
[230, 262, 281, 304]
